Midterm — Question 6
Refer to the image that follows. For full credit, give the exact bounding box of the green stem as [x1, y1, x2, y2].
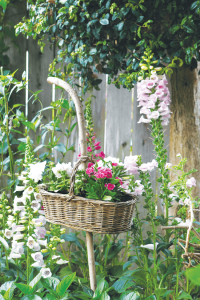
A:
[27, 247, 30, 283]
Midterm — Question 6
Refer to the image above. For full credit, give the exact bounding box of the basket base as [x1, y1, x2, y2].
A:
[45, 218, 131, 234]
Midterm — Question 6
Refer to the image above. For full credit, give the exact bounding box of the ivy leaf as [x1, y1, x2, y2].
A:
[100, 19, 109, 25]
[137, 16, 144, 23]
[89, 48, 97, 55]
[117, 22, 124, 31]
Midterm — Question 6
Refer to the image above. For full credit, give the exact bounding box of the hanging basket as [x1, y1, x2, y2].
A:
[39, 156, 137, 234]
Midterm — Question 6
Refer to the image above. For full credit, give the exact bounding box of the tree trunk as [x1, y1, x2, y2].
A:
[169, 64, 200, 218]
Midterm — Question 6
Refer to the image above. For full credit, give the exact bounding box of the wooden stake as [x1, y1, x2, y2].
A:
[47, 77, 97, 291]
[86, 232, 97, 291]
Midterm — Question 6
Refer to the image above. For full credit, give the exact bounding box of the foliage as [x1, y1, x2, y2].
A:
[16, 0, 200, 92]
[0, 0, 20, 69]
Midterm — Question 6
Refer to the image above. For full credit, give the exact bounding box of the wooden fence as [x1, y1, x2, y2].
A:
[4, 0, 170, 239]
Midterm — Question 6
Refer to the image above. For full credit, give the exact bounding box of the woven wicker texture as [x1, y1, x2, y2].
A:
[40, 189, 137, 234]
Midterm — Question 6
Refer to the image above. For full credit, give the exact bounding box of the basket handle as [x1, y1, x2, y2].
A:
[67, 156, 95, 201]
[47, 77, 87, 170]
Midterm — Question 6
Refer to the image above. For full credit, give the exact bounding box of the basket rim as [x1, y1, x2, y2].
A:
[39, 188, 138, 206]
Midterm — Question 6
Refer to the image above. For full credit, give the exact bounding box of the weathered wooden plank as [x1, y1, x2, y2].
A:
[105, 83, 132, 160]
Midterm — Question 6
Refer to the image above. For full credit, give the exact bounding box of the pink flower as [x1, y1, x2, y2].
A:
[139, 164, 149, 172]
[186, 177, 196, 188]
[77, 152, 81, 159]
[112, 163, 118, 166]
[87, 147, 92, 152]
[116, 177, 123, 185]
[149, 111, 160, 120]
[91, 136, 96, 140]
[94, 141, 100, 147]
[88, 162, 94, 168]
[86, 167, 94, 175]
[95, 146, 101, 150]
[96, 151, 105, 159]
[105, 183, 115, 190]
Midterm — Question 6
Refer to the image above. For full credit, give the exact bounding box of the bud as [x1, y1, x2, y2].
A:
[6, 206, 10, 209]
[0, 214, 3, 219]
[0, 205, 3, 208]
[7, 209, 12, 213]
[46, 231, 51, 234]
[141, 66, 148, 70]
[52, 247, 56, 250]
[41, 249, 48, 253]
[60, 239, 65, 243]
[154, 67, 162, 71]
[149, 66, 154, 69]
[49, 244, 53, 248]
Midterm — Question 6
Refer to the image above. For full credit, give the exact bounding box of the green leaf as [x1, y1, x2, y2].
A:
[43, 295, 57, 300]
[34, 144, 44, 152]
[186, 264, 200, 286]
[144, 296, 156, 300]
[154, 288, 168, 298]
[100, 292, 110, 300]
[100, 19, 109, 25]
[137, 16, 144, 23]
[15, 283, 33, 295]
[61, 233, 83, 249]
[56, 272, 76, 296]
[29, 272, 42, 288]
[0, 0, 7, 10]
[93, 279, 108, 298]
[22, 121, 36, 131]
[0, 281, 15, 292]
[177, 291, 193, 299]
[0, 236, 9, 250]
[54, 143, 66, 154]
[103, 196, 112, 201]
[21, 296, 42, 300]
[3, 282, 16, 300]
[120, 292, 140, 300]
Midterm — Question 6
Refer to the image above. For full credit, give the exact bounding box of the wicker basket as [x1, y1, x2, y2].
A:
[41, 77, 138, 234]
[39, 156, 137, 234]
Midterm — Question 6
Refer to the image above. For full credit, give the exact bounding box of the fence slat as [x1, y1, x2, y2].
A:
[105, 84, 132, 161]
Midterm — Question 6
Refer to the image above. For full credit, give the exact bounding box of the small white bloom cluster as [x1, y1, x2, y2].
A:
[52, 162, 73, 178]
[137, 74, 171, 126]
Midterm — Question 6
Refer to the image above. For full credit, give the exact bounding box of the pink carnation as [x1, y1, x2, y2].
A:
[94, 141, 101, 147]
[88, 162, 94, 168]
[112, 163, 118, 166]
[116, 177, 123, 185]
[87, 147, 92, 152]
[105, 183, 115, 190]
[86, 167, 94, 175]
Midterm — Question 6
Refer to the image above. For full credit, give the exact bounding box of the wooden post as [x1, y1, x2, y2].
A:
[86, 232, 97, 291]
[47, 77, 97, 291]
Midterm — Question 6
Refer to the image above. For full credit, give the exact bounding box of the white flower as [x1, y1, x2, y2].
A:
[14, 196, 26, 205]
[140, 243, 159, 250]
[52, 255, 60, 260]
[31, 201, 41, 212]
[28, 161, 46, 183]
[34, 193, 42, 202]
[56, 259, 69, 265]
[13, 233, 24, 240]
[31, 252, 43, 262]
[33, 216, 46, 227]
[37, 239, 47, 247]
[32, 260, 46, 268]
[13, 205, 25, 213]
[18, 175, 27, 181]
[15, 186, 25, 192]
[176, 153, 181, 158]
[52, 162, 73, 178]
[26, 186, 34, 194]
[165, 163, 172, 169]
[15, 225, 26, 232]
[34, 227, 46, 239]
[41, 268, 52, 278]
[27, 236, 40, 251]
[4, 228, 13, 239]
